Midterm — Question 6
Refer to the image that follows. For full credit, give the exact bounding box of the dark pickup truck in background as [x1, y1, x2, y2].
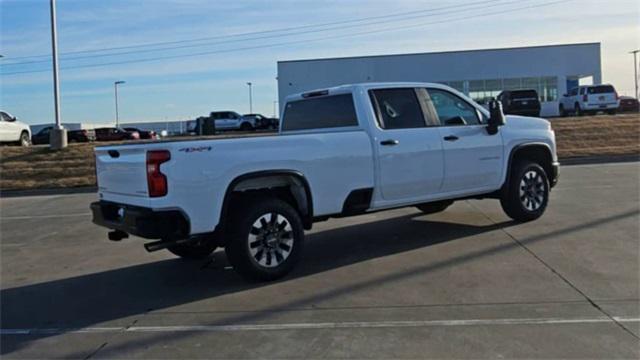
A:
[497, 89, 541, 117]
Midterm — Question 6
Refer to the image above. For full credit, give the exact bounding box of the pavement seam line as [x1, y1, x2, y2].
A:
[467, 201, 640, 341]
[4, 317, 640, 335]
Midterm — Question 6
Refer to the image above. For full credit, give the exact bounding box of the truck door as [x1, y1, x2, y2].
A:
[369, 88, 444, 203]
[425, 88, 503, 193]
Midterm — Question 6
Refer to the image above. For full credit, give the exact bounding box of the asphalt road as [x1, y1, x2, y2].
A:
[1, 162, 639, 359]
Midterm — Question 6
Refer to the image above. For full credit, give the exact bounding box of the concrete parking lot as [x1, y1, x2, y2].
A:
[1, 162, 638, 358]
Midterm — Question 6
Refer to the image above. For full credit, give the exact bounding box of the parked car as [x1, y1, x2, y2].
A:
[497, 89, 541, 117]
[31, 126, 96, 144]
[95, 127, 139, 141]
[618, 96, 639, 113]
[0, 110, 31, 146]
[209, 111, 254, 131]
[243, 114, 278, 130]
[124, 127, 158, 140]
[91, 82, 559, 282]
[559, 84, 619, 116]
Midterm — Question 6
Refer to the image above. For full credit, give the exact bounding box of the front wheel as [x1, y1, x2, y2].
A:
[500, 161, 549, 222]
[240, 123, 253, 131]
[225, 197, 304, 281]
[19, 132, 31, 147]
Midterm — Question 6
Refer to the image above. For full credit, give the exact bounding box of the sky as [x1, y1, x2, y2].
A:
[0, 0, 638, 125]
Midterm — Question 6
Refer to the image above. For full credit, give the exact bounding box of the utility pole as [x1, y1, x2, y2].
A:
[247, 82, 253, 113]
[631, 50, 640, 99]
[49, 0, 67, 149]
[114, 80, 125, 127]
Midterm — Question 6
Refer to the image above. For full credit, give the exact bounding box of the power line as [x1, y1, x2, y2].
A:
[1, 0, 508, 62]
[0, 0, 570, 77]
[2, 0, 524, 67]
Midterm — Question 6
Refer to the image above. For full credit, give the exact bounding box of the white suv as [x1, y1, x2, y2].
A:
[559, 84, 619, 116]
[0, 110, 31, 146]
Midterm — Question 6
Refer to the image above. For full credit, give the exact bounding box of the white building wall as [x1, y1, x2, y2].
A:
[278, 43, 601, 117]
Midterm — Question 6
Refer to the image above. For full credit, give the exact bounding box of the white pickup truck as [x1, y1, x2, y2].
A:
[91, 83, 559, 281]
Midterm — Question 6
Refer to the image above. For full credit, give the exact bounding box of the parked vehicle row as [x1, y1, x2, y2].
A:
[32, 126, 96, 144]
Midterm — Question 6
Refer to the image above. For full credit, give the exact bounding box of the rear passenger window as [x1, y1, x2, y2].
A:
[370, 88, 426, 129]
[282, 94, 358, 131]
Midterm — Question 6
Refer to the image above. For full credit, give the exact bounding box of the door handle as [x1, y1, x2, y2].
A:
[443, 135, 459, 142]
[380, 139, 399, 146]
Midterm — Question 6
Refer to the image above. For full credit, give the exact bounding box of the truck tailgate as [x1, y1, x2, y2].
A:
[95, 147, 148, 197]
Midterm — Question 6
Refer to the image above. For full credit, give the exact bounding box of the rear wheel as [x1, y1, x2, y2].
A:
[500, 161, 549, 222]
[225, 197, 304, 281]
[574, 103, 582, 116]
[607, 109, 617, 115]
[416, 200, 453, 215]
[559, 104, 566, 117]
[240, 122, 253, 131]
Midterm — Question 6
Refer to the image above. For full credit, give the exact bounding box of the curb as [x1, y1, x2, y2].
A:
[560, 154, 640, 166]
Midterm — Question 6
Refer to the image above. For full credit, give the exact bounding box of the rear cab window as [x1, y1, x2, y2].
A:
[588, 85, 615, 94]
[282, 93, 358, 131]
[369, 88, 428, 129]
[509, 90, 538, 100]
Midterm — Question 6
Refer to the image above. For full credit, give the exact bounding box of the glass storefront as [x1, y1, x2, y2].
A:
[439, 77, 558, 103]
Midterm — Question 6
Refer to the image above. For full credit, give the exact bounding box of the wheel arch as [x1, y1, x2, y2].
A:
[505, 143, 554, 188]
[220, 170, 314, 230]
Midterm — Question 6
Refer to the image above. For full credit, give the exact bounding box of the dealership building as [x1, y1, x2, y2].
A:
[277, 42, 602, 117]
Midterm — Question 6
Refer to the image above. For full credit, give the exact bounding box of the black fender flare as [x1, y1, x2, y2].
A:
[219, 170, 314, 231]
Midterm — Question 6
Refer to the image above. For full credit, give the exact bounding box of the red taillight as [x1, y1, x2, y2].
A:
[147, 150, 170, 197]
[583, 94, 588, 102]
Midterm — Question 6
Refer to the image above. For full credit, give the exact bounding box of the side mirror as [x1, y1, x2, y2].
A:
[7, 116, 16, 122]
[487, 99, 505, 135]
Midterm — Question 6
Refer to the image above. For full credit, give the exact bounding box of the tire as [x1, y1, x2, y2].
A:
[500, 161, 550, 222]
[240, 122, 253, 131]
[574, 103, 582, 116]
[607, 110, 617, 115]
[416, 200, 453, 215]
[225, 197, 304, 281]
[19, 131, 31, 147]
[167, 238, 218, 260]
[559, 104, 566, 117]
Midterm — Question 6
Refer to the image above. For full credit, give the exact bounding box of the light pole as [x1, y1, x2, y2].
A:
[631, 50, 640, 99]
[49, 0, 67, 149]
[273, 101, 278, 118]
[114, 80, 125, 127]
[247, 82, 253, 114]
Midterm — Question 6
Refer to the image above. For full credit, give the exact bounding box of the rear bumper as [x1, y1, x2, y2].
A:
[550, 161, 560, 188]
[90, 201, 189, 239]
[583, 103, 618, 110]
